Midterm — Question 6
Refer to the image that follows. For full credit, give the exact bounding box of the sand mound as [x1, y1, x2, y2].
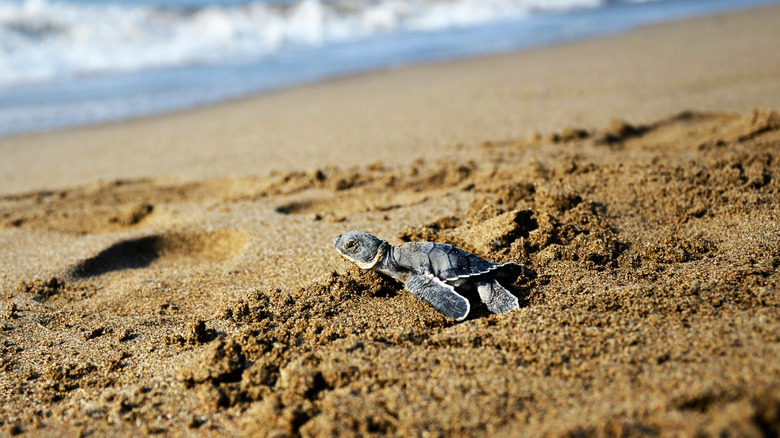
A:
[2, 109, 779, 436]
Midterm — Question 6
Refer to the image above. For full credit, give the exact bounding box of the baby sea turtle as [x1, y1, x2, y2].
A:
[334, 231, 522, 320]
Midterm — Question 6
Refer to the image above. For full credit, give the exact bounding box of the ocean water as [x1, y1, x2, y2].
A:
[0, 0, 775, 137]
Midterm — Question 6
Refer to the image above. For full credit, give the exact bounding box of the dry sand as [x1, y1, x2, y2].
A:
[1, 5, 780, 437]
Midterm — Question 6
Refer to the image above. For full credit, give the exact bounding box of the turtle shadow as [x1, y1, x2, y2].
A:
[373, 287, 399, 299]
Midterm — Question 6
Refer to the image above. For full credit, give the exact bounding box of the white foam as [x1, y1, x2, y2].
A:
[0, 0, 604, 86]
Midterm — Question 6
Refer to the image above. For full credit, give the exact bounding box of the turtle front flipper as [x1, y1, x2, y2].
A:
[475, 280, 519, 315]
[405, 273, 470, 321]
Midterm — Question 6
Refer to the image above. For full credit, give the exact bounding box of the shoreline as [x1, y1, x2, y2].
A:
[2, 4, 780, 196]
[2, 0, 775, 140]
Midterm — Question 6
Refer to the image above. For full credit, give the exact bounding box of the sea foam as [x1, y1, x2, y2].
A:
[1, 0, 773, 137]
[0, 0, 603, 86]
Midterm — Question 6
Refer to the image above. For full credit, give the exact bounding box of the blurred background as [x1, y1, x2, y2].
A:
[0, 0, 774, 137]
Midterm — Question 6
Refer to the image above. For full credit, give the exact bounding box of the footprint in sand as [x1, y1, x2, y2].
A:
[68, 230, 250, 278]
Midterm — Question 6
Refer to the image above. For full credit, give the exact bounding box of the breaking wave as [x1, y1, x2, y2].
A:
[0, 0, 604, 86]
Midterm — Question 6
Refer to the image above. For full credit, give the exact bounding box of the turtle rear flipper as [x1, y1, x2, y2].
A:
[406, 273, 470, 320]
[475, 280, 519, 315]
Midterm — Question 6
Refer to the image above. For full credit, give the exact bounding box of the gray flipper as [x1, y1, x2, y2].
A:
[405, 273, 470, 321]
[475, 280, 519, 315]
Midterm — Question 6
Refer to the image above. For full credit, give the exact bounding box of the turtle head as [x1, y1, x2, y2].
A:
[334, 231, 388, 269]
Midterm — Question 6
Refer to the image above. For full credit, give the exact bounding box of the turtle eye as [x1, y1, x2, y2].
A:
[344, 238, 361, 253]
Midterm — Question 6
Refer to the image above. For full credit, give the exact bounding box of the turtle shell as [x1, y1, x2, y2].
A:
[392, 241, 514, 282]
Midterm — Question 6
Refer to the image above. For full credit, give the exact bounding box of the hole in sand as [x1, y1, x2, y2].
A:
[275, 200, 314, 215]
[69, 230, 249, 279]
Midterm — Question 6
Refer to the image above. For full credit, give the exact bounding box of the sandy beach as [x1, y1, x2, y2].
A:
[2, 4, 780, 437]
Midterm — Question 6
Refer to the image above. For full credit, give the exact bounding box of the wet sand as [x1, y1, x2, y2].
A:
[1, 5, 780, 437]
